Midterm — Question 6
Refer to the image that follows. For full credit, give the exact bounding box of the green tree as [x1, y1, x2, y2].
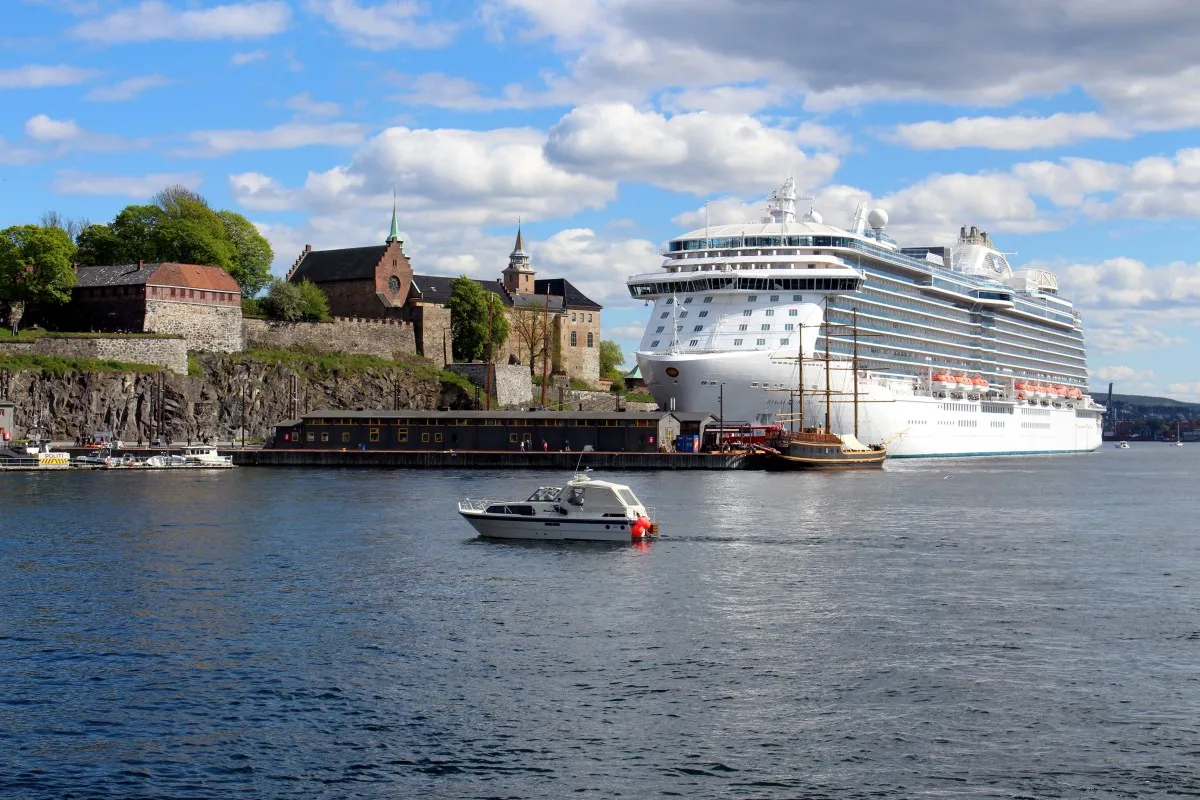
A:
[0, 224, 77, 334]
[74, 223, 125, 266]
[217, 210, 273, 296]
[296, 279, 330, 322]
[599, 340, 624, 377]
[72, 186, 275, 297]
[446, 276, 509, 362]
[259, 278, 305, 322]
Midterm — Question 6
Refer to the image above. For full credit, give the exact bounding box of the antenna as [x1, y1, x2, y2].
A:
[705, 200, 710, 247]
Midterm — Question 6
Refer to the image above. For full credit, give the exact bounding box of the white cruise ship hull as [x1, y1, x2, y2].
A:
[638, 350, 1102, 458]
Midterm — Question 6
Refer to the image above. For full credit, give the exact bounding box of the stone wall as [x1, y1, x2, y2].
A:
[545, 387, 658, 413]
[0, 335, 189, 375]
[415, 304, 453, 367]
[445, 363, 532, 408]
[0, 352, 444, 444]
[144, 300, 243, 353]
[243, 317, 417, 360]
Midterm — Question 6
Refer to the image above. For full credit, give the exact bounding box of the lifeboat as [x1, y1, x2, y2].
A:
[1053, 384, 1067, 399]
[1034, 383, 1049, 400]
[1014, 381, 1028, 395]
[973, 375, 989, 394]
[955, 374, 972, 393]
[932, 372, 955, 392]
[1069, 387, 1083, 400]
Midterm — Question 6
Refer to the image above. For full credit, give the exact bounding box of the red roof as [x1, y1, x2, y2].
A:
[148, 262, 240, 293]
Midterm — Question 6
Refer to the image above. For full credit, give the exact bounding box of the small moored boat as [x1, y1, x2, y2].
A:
[458, 472, 656, 542]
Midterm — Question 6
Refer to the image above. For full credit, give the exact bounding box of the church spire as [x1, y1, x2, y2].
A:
[511, 217, 526, 256]
[386, 189, 401, 244]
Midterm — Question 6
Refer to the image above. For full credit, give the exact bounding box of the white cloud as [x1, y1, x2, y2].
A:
[231, 49, 269, 65]
[0, 136, 42, 166]
[1012, 158, 1127, 206]
[181, 122, 370, 156]
[284, 92, 341, 118]
[72, 0, 291, 43]
[85, 74, 170, 102]
[25, 114, 85, 142]
[1088, 65, 1200, 131]
[306, 0, 457, 50]
[530, 228, 660, 307]
[52, 170, 204, 197]
[890, 113, 1129, 151]
[544, 103, 839, 195]
[1166, 381, 1200, 401]
[1089, 365, 1157, 393]
[658, 84, 783, 115]
[0, 64, 101, 89]
[1056, 257, 1200, 311]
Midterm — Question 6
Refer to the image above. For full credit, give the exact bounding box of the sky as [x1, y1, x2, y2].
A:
[3, 0, 1200, 400]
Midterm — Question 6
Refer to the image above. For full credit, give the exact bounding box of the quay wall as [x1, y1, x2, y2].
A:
[445, 363, 533, 408]
[235, 449, 747, 470]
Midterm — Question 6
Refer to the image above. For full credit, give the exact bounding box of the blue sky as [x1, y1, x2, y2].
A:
[3, 0, 1200, 399]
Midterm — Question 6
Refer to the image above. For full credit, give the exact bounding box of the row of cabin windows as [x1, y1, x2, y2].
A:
[569, 331, 594, 347]
[656, 337, 789, 348]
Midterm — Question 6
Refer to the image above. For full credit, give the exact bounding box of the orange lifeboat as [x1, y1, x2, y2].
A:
[973, 375, 989, 393]
[955, 373, 972, 392]
[1053, 384, 1067, 399]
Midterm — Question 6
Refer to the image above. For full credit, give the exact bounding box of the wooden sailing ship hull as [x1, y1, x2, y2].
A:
[750, 435, 887, 471]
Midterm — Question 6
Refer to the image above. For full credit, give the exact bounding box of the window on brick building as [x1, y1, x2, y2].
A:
[586, 332, 594, 347]
[570, 331, 578, 346]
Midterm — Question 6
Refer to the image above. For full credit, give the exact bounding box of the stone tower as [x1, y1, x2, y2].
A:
[501, 221, 534, 295]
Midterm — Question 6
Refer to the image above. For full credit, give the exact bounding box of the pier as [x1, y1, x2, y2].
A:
[234, 449, 749, 470]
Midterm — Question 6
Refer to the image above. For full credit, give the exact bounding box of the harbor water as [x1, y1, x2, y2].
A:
[2, 445, 1198, 797]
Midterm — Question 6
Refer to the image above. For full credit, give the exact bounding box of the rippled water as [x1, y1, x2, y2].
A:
[3, 446, 1199, 798]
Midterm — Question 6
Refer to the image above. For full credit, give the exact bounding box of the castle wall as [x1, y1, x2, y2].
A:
[0, 335, 191, 375]
[445, 363, 533, 408]
[144, 300, 244, 353]
[243, 317, 417, 360]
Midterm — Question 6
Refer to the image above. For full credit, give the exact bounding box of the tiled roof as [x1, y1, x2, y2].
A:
[73, 262, 159, 288]
[512, 293, 565, 312]
[534, 278, 601, 311]
[73, 262, 239, 292]
[150, 263, 240, 292]
[291, 245, 388, 283]
[410, 275, 511, 305]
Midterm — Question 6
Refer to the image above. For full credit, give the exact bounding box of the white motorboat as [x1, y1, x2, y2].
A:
[458, 472, 656, 542]
[143, 453, 191, 468]
[1115, 441, 1130, 449]
[179, 446, 234, 468]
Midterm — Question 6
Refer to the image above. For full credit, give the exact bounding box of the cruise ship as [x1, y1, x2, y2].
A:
[627, 178, 1104, 457]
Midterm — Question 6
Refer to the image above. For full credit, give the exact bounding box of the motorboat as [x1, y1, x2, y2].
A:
[179, 446, 234, 468]
[458, 472, 656, 542]
[1115, 441, 1130, 449]
[143, 453, 191, 468]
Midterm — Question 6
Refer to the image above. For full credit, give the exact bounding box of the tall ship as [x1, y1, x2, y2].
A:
[626, 178, 1104, 458]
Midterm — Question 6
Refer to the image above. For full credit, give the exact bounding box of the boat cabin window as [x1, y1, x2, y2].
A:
[567, 487, 586, 506]
[614, 488, 641, 507]
[485, 504, 535, 516]
[527, 487, 561, 502]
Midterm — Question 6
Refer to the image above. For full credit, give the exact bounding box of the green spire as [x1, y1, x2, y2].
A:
[386, 189, 401, 243]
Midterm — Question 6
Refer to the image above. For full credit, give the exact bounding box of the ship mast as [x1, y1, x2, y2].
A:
[852, 307, 859, 438]
[823, 299, 832, 433]
[796, 322, 805, 433]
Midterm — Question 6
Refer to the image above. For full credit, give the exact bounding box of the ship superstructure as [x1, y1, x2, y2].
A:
[626, 178, 1103, 457]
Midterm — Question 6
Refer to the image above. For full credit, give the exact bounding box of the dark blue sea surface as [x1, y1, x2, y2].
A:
[2, 445, 1199, 798]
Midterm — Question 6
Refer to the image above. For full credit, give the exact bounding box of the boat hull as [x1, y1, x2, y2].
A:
[459, 512, 645, 542]
[637, 349, 1103, 458]
[753, 448, 886, 471]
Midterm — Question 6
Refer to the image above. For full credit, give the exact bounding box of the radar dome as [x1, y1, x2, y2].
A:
[867, 208, 889, 229]
[806, 209, 823, 224]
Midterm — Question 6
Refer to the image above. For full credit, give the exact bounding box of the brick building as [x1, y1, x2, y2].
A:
[51, 261, 243, 352]
[288, 212, 602, 383]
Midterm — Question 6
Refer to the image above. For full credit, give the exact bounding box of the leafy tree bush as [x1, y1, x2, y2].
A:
[296, 279, 330, 322]
[599, 339, 624, 383]
[0, 224, 77, 334]
[446, 276, 509, 361]
[73, 185, 273, 296]
[259, 278, 305, 322]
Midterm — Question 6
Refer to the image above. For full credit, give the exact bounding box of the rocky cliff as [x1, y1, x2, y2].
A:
[2, 353, 463, 443]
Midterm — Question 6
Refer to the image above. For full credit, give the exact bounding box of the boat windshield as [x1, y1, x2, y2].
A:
[527, 486, 562, 502]
[614, 488, 641, 508]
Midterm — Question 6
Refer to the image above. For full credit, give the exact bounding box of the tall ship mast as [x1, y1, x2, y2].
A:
[626, 177, 1104, 457]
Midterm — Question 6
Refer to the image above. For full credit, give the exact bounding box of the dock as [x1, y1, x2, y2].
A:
[233, 449, 749, 470]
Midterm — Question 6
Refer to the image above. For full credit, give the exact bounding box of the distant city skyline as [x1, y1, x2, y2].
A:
[3, 0, 1199, 399]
